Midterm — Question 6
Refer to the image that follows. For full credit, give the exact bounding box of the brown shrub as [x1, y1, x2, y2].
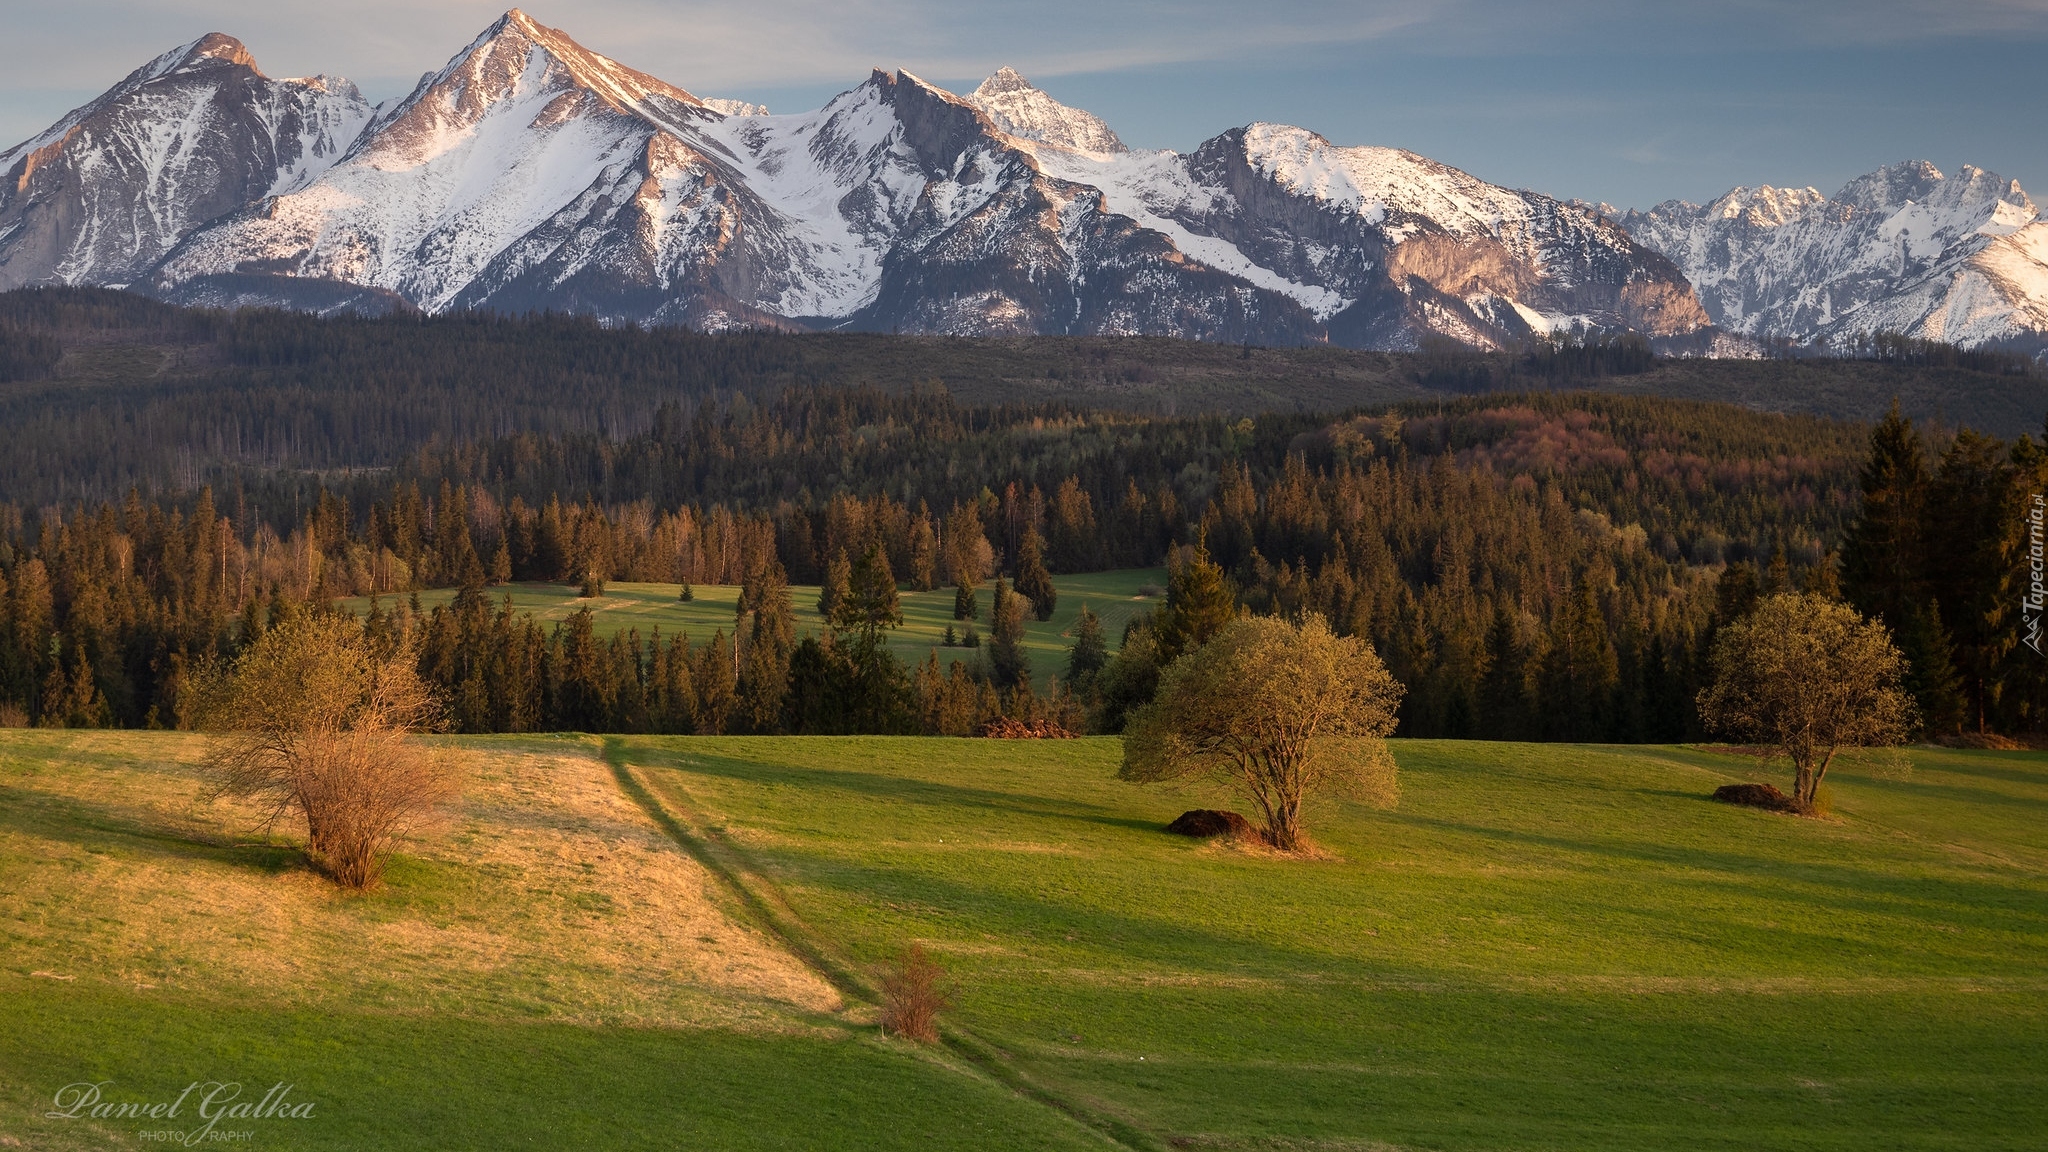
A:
[200, 614, 452, 889]
[877, 944, 953, 1043]
[977, 717, 1078, 739]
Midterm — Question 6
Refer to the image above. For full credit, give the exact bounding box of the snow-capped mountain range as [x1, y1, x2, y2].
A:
[1, 10, 2041, 353]
[1615, 163, 2048, 351]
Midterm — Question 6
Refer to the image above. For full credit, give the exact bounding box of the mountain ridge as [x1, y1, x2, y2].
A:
[5, 10, 2042, 354]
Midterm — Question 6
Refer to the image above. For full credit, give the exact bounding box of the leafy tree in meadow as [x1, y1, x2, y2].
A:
[1698, 593, 1916, 812]
[1120, 615, 1404, 851]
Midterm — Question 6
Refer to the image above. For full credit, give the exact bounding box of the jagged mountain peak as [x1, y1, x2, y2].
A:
[974, 66, 1035, 97]
[364, 9, 705, 151]
[0, 29, 371, 291]
[1700, 185, 1827, 227]
[963, 66, 1124, 154]
[162, 33, 261, 77]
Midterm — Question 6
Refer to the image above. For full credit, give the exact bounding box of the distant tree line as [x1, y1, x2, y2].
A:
[0, 382, 1924, 739]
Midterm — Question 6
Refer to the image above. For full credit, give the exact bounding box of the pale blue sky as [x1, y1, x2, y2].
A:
[1, 0, 2043, 209]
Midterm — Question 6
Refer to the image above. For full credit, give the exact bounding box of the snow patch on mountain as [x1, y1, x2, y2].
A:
[701, 98, 769, 117]
[1031, 145, 1348, 316]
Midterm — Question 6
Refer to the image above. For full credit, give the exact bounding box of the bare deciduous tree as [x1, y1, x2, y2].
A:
[1120, 614, 1404, 851]
[200, 614, 451, 888]
[1698, 593, 1916, 812]
[877, 944, 953, 1044]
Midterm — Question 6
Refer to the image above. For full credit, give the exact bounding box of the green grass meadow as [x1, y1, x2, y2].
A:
[3, 732, 2044, 1149]
[336, 569, 1166, 688]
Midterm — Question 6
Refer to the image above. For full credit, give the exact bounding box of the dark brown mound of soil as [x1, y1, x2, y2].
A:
[1165, 809, 1254, 839]
[977, 717, 1079, 739]
[1713, 782, 1803, 814]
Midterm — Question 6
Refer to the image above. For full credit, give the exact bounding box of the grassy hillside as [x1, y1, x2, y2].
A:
[336, 569, 1167, 688]
[4, 732, 2043, 1149]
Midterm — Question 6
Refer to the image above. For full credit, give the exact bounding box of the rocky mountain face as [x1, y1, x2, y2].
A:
[1, 9, 1715, 350]
[0, 34, 370, 291]
[1619, 162, 2048, 351]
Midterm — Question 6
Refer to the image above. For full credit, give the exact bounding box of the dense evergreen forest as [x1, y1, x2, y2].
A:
[1, 287, 2042, 507]
[1, 289, 2041, 741]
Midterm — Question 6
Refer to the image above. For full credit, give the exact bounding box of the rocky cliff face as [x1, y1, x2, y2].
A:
[1618, 162, 2048, 351]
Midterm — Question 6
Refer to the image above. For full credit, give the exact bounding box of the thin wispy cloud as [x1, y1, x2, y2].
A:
[0, 0, 2043, 208]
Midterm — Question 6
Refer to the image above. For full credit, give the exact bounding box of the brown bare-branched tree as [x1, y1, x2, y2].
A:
[877, 944, 953, 1044]
[1698, 592, 1916, 812]
[1120, 614, 1403, 851]
[200, 614, 451, 888]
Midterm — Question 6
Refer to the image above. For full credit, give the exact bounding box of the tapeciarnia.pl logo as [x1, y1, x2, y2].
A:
[2025, 492, 2045, 656]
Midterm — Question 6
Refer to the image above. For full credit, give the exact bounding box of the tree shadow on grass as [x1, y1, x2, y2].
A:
[1386, 810, 2048, 935]
[623, 741, 1168, 837]
[0, 781, 304, 875]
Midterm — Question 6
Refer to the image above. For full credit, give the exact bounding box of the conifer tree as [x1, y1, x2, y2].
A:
[1897, 600, 1967, 738]
[1540, 577, 1619, 742]
[1155, 535, 1235, 662]
[988, 577, 1030, 690]
[1015, 527, 1057, 621]
[818, 549, 852, 619]
[1065, 605, 1107, 685]
[1922, 429, 2014, 731]
[1477, 604, 1528, 740]
[1839, 401, 1928, 627]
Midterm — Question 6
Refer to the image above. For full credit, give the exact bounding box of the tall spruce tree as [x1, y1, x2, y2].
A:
[1066, 605, 1107, 685]
[1156, 536, 1236, 662]
[1539, 577, 1619, 742]
[1477, 604, 1529, 740]
[1839, 401, 1929, 628]
[1015, 527, 1057, 622]
[1922, 430, 2014, 731]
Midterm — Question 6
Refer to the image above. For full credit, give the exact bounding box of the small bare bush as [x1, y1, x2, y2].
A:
[199, 614, 451, 889]
[877, 944, 953, 1043]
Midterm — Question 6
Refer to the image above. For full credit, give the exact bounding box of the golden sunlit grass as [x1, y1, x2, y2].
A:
[0, 730, 838, 1030]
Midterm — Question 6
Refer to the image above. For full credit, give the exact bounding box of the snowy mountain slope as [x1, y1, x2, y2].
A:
[0, 33, 369, 290]
[153, 10, 737, 313]
[1618, 162, 2048, 349]
[1030, 118, 1707, 349]
[153, 29, 1321, 341]
[2, 15, 1708, 349]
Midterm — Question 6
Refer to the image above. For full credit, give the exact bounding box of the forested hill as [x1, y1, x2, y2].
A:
[0, 287, 2042, 506]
